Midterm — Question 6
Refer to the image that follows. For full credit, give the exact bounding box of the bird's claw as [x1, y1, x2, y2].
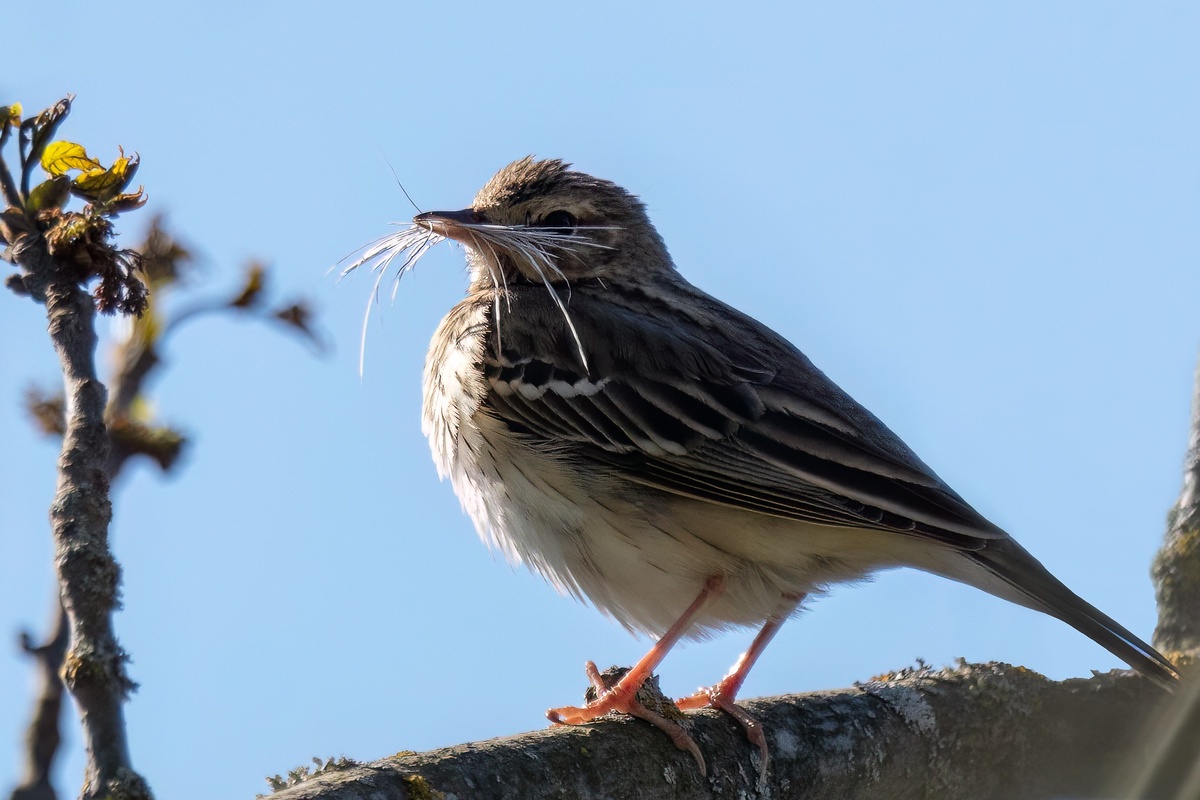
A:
[679, 684, 770, 780]
[547, 662, 707, 776]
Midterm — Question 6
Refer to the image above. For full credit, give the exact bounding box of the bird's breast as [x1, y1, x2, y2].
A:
[422, 298, 491, 485]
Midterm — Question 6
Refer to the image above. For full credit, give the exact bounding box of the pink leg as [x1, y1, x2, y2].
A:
[677, 592, 805, 774]
[547, 575, 725, 724]
[547, 576, 726, 773]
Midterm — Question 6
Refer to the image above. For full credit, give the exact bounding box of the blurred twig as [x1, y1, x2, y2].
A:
[10, 606, 68, 800]
[5, 97, 321, 800]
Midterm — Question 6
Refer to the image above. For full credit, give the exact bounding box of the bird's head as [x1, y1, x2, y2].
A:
[414, 157, 673, 290]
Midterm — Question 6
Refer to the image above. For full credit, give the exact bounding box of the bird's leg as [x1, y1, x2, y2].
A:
[549, 575, 724, 734]
[677, 591, 805, 774]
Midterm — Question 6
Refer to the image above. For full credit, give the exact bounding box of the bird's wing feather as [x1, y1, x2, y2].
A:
[482, 286, 1006, 548]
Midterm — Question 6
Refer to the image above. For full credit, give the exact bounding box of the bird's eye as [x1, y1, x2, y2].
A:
[538, 210, 577, 235]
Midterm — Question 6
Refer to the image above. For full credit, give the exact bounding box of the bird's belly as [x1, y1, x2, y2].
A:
[449, 415, 922, 638]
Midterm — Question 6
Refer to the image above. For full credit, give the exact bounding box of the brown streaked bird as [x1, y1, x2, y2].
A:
[356, 156, 1177, 774]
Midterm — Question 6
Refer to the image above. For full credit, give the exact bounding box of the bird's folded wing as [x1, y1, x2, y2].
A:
[482, 288, 1005, 547]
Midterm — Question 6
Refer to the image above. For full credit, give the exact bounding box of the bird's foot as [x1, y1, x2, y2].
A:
[678, 680, 769, 778]
[547, 662, 706, 775]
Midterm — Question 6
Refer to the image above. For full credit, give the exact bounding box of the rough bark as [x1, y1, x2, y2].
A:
[12, 232, 151, 800]
[1121, 669, 1200, 799]
[265, 663, 1176, 800]
[1153, 357, 1200, 655]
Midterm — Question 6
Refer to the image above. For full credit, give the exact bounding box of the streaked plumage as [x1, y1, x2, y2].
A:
[356, 156, 1177, 772]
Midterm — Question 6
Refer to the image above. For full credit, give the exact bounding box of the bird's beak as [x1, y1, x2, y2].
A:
[414, 209, 483, 243]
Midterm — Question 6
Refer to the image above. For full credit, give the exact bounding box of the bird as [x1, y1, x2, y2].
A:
[380, 156, 1178, 774]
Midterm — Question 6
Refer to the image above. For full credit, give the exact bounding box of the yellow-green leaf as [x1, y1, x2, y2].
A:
[41, 140, 101, 176]
[229, 263, 266, 308]
[72, 152, 141, 204]
[115, 152, 139, 190]
[73, 161, 128, 204]
[0, 104, 19, 146]
[26, 175, 71, 212]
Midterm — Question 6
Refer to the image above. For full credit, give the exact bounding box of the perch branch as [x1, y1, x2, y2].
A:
[264, 663, 1175, 800]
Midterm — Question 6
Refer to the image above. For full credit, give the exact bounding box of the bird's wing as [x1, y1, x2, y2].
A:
[481, 285, 1006, 548]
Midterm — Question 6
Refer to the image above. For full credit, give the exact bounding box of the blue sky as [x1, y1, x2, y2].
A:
[3, 3, 1199, 797]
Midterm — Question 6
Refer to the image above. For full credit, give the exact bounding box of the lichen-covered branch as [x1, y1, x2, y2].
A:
[12, 232, 150, 800]
[8, 196, 318, 799]
[264, 663, 1172, 800]
[1153, 356, 1200, 655]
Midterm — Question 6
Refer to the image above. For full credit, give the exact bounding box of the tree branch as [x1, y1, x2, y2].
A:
[1154, 354, 1200, 655]
[9, 605, 69, 800]
[265, 663, 1173, 800]
[12, 231, 151, 800]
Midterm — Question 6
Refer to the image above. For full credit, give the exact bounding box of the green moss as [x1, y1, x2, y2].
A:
[1152, 522, 1200, 655]
[100, 768, 152, 800]
[400, 774, 446, 800]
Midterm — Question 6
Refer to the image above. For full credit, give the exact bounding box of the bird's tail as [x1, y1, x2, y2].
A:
[965, 537, 1179, 690]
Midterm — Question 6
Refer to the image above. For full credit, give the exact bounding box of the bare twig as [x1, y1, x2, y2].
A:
[9, 605, 69, 800]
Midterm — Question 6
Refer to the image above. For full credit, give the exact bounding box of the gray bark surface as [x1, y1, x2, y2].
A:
[266, 663, 1176, 800]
